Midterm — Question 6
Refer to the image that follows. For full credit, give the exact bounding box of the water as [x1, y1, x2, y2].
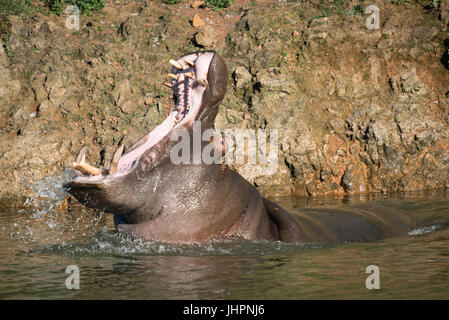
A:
[1, 177, 449, 299]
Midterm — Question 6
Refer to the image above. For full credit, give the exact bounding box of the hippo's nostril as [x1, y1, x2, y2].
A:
[62, 182, 71, 192]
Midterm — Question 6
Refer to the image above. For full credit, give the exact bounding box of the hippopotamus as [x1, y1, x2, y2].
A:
[64, 51, 412, 243]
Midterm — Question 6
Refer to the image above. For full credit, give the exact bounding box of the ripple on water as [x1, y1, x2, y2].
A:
[38, 231, 331, 257]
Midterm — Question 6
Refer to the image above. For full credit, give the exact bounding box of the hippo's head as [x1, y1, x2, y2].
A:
[64, 51, 228, 222]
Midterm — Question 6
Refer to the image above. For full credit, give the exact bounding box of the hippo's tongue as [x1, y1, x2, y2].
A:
[71, 52, 215, 182]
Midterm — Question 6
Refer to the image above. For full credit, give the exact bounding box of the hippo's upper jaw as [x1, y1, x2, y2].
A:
[65, 51, 227, 187]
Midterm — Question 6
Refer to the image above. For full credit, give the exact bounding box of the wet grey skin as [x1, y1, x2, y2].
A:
[64, 51, 413, 243]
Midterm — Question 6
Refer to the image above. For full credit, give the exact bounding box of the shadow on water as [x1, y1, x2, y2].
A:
[0, 172, 449, 299]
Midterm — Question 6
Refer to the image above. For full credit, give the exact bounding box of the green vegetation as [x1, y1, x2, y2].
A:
[70, 47, 84, 60]
[44, 0, 63, 15]
[63, 0, 105, 15]
[311, 0, 365, 19]
[391, 0, 421, 5]
[333, 0, 343, 6]
[205, 0, 234, 10]
[1, 0, 104, 16]
[0, 16, 11, 60]
[350, 4, 364, 15]
[391, 0, 438, 8]
[431, 0, 442, 8]
[0, 16, 10, 39]
[311, 10, 330, 20]
[0, 0, 36, 16]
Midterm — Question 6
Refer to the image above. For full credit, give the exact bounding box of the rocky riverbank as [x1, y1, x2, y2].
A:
[1, 0, 448, 199]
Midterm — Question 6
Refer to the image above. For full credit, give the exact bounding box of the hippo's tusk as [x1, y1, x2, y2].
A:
[73, 146, 102, 176]
[197, 79, 207, 87]
[184, 59, 195, 67]
[109, 144, 124, 175]
[169, 59, 183, 70]
[184, 72, 195, 78]
[163, 81, 172, 88]
[76, 145, 87, 164]
[72, 162, 102, 176]
[167, 73, 179, 80]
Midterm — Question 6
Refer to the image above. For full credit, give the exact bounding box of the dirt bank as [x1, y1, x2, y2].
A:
[1, 0, 448, 199]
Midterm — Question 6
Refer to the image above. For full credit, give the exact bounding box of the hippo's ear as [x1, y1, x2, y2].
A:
[206, 53, 228, 104]
[197, 52, 228, 127]
[263, 198, 306, 242]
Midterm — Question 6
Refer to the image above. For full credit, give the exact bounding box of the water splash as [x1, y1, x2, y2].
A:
[3, 169, 109, 247]
[40, 231, 329, 257]
[408, 224, 443, 236]
[21, 169, 76, 218]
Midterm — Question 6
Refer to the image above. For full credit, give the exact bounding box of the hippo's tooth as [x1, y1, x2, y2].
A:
[163, 81, 172, 88]
[197, 79, 207, 87]
[184, 59, 195, 67]
[109, 144, 124, 175]
[76, 145, 87, 164]
[167, 73, 179, 80]
[73, 145, 101, 176]
[169, 59, 183, 70]
[184, 72, 195, 78]
[72, 162, 102, 176]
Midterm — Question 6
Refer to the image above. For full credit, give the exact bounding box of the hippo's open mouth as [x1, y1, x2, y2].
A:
[71, 51, 216, 184]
